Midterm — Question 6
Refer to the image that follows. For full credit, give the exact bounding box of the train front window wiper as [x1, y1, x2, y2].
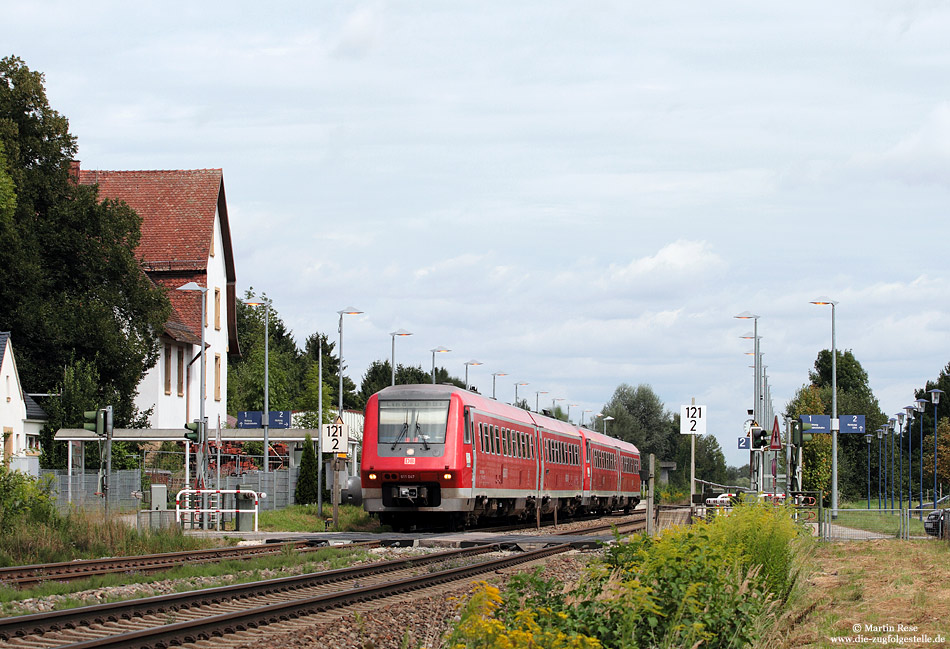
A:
[390, 422, 409, 450]
[416, 422, 430, 450]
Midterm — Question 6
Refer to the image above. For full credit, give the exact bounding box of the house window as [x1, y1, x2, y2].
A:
[164, 345, 172, 395]
[177, 347, 185, 396]
[214, 288, 221, 330]
[214, 354, 221, 401]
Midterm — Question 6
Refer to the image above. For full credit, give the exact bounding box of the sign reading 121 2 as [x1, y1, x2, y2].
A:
[680, 405, 707, 435]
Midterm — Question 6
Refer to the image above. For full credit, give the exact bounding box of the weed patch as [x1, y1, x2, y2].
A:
[447, 502, 807, 648]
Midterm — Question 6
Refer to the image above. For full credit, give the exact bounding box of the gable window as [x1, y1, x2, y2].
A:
[164, 345, 172, 395]
[214, 354, 221, 401]
[177, 347, 185, 396]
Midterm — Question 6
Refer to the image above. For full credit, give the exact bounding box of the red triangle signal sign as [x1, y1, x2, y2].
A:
[769, 417, 782, 450]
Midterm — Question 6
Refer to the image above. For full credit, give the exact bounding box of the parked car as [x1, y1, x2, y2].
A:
[923, 509, 947, 537]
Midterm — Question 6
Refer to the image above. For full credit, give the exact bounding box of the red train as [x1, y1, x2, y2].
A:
[360, 384, 642, 529]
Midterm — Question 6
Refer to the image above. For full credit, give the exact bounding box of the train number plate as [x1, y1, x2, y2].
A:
[404, 457, 416, 465]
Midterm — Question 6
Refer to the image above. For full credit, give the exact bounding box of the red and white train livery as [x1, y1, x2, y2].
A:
[360, 384, 641, 529]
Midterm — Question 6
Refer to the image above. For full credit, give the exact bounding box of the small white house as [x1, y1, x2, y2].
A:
[1, 332, 44, 473]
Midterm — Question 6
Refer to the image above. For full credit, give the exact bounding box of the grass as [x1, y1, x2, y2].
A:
[0, 544, 371, 614]
[0, 509, 223, 567]
[773, 539, 950, 647]
[258, 504, 382, 533]
[834, 501, 927, 536]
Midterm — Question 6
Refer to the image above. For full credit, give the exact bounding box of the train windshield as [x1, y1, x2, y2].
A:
[378, 400, 450, 446]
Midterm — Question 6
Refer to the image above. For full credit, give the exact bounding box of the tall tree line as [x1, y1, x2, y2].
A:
[0, 56, 170, 468]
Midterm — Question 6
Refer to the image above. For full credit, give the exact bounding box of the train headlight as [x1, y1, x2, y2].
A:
[443, 473, 452, 481]
[368, 473, 378, 481]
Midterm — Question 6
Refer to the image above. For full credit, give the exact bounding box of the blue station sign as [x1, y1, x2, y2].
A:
[237, 410, 293, 429]
[237, 411, 263, 429]
[839, 414, 866, 434]
[799, 414, 831, 434]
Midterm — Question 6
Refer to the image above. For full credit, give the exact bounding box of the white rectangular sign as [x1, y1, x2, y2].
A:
[680, 404, 707, 435]
[321, 422, 348, 454]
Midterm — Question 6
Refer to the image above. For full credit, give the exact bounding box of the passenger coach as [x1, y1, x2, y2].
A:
[360, 384, 641, 529]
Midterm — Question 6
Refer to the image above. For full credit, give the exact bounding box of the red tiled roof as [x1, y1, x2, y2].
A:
[78, 169, 222, 268]
[77, 166, 241, 358]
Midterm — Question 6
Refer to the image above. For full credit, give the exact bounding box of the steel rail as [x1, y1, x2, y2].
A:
[0, 540, 380, 588]
[56, 543, 571, 649]
[0, 543, 496, 642]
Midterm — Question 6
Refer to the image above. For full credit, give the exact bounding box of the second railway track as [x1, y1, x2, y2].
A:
[1, 543, 571, 649]
[0, 540, 380, 589]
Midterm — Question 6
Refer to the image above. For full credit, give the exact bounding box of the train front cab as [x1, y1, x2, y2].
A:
[360, 386, 471, 529]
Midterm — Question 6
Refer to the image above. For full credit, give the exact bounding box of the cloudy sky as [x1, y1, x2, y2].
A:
[5, 2, 949, 465]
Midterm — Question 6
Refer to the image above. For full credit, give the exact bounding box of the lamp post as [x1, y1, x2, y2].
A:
[568, 404, 578, 424]
[552, 397, 564, 416]
[929, 388, 944, 510]
[888, 417, 897, 510]
[430, 346, 450, 383]
[877, 427, 884, 510]
[865, 432, 872, 510]
[464, 360, 482, 391]
[338, 307, 363, 414]
[245, 297, 271, 473]
[178, 282, 208, 528]
[535, 390, 548, 413]
[811, 297, 839, 517]
[896, 412, 905, 511]
[915, 397, 928, 517]
[735, 313, 760, 426]
[515, 382, 529, 407]
[389, 329, 412, 386]
[582, 409, 592, 427]
[491, 372, 507, 399]
[603, 415, 615, 434]
[904, 405, 916, 511]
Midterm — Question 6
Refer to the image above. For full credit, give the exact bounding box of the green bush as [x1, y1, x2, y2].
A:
[447, 502, 807, 649]
[0, 464, 56, 533]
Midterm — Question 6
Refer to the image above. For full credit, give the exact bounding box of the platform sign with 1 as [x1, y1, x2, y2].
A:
[321, 416, 349, 455]
[680, 404, 707, 435]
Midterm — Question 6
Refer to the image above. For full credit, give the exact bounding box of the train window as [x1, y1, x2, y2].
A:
[378, 399, 450, 445]
[480, 424, 488, 452]
[502, 429, 509, 457]
[493, 426, 501, 455]
[530, 437, 534, 459]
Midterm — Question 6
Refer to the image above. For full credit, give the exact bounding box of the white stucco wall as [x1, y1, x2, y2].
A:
[136, 207, 231, 430]
[1, 339, 27, 459]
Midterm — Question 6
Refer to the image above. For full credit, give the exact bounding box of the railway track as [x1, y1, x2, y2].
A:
[0, 540, 380, 589]
[0, 542, 571, 648]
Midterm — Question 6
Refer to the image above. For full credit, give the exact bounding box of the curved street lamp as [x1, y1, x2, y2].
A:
[179, 282, 209, 489]
[515, 382, 529, 407]
[337, 307, 363, 413]
[535, 390, 548, 413]
[464, 360, 483, 391]
[430, 346, 450, 384]
[491, 372, 507, 400]
[389, 329, 412, 386]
